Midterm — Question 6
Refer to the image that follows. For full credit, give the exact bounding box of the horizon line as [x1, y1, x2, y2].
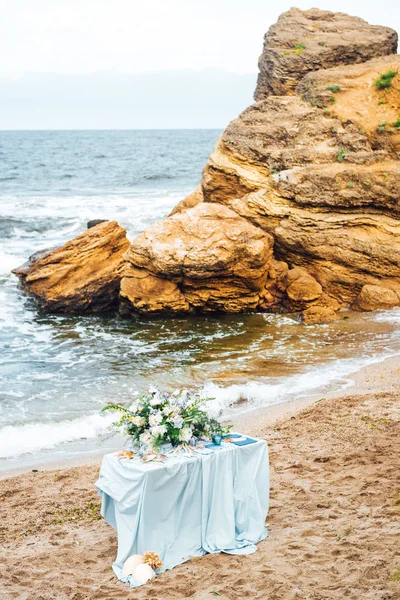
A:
[0, 127, 224, 132]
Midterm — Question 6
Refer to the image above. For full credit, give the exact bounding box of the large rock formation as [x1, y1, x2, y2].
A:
[121, 203, 273, 314]
[12, 221, 129, 312]
[119, 9, 400, 319]
[254, 8, 397, 100]
[12, 9, 400, 321]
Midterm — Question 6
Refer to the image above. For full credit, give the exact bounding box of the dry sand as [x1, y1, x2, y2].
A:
[1, 361, 399, 600]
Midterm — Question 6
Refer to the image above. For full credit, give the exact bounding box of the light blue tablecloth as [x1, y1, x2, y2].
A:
[95, 436, 269, 587]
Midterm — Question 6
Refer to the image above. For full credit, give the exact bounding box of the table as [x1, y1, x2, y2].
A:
[95, 435, 269, 587]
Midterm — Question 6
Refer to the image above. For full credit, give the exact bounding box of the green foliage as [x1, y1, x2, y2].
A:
[364, 180, 372, 187]
[377, 99, 388, 105]
[337, 148, 347, 163]
[347, 182, 355, 189]
[325, 85, 341, 93]
[329, 96, 336, 104]
[323, 108, 330, 115]
[392, 118, 400, 128]
[294, 43, 306, 55]
[318, 41, 326, 46]
[374, 70, 398, 90]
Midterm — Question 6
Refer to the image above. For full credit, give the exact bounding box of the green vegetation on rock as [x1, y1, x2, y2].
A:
[325, 85, 341, 92]
[374, 70, 398, 90]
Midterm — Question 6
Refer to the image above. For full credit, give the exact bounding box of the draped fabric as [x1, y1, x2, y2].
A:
[95, 437, 269, 587]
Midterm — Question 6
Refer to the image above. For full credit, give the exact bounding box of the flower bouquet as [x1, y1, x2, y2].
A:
[102, 387, 230, 455]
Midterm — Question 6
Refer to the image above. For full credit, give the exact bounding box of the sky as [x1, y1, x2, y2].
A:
[0, 0, 399, 129]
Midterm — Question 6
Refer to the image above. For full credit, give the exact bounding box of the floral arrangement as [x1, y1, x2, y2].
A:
[102, 387, 229, 454]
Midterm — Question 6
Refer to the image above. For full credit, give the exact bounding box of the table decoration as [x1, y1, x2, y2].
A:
[122, 554, 144, 575]
[116, 449, 135, 459]
[96, 431, 269, 589]
[102, 387, 230, 456]
[212, 433, 222, 445]
[132, 563, 154, 584]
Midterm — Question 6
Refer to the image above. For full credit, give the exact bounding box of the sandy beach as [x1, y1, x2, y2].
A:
[1, 356, 399, 600]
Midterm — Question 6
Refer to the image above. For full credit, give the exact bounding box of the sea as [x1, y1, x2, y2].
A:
[1, 129, 400, 472]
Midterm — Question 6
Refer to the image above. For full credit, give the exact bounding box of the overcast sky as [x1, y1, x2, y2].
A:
[0, 0, 399, 128]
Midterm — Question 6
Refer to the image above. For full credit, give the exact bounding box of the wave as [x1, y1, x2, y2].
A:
[203, 352, 397, 417]
[0, 413, 115, 459]
[0, 249, 24, 275]
[143, 173, 176, 181]
[1, 351, 397, 460]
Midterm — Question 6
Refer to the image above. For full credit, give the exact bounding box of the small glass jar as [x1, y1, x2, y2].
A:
[212, 433, 222, 445]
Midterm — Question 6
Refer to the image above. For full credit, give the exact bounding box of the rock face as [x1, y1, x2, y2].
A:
[12, 221, 129, 312]
[121, 203, 274, 314]
[12, 9, 400, 320]
[118, 9, 400, 319]
[254, 8, 397, 100]
[203, 52, 400, 308]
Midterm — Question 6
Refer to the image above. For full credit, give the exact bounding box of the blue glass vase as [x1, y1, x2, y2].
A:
[212, 433, 222, 445]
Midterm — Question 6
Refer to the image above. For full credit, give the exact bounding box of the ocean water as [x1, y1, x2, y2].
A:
[1, 129, 400, 470]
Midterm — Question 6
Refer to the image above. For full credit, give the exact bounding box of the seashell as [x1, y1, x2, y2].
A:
[117, 450, 135, 459]
[122, 554, 144, 576]
[133, 563, 155, 584]
[143, 551, 163, 570]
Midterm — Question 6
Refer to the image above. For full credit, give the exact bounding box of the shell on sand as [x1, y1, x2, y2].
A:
[122, 554, 144, 576]
[133, 563, 155, 584]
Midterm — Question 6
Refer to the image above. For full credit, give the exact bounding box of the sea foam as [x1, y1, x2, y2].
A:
[0, 413, 115, 459]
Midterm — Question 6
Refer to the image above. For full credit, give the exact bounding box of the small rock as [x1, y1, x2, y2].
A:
[87, 219, 108, 229]
[354, 284, 400, 311]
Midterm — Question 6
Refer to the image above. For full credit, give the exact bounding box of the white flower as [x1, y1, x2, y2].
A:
[149, 412, 163, 426]
[172, 389, 180, 397]
[150, 424, 167, 438]
[148, 386, 158, 395]
[172, 416, 184, 429]
[140, 431, 152, 445]
[130, 416, 145, 427]
[150, 396, 161, 406]
[179, 427, 192, 442]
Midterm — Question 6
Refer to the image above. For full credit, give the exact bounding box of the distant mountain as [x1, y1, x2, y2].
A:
[0, 70, 257, 130]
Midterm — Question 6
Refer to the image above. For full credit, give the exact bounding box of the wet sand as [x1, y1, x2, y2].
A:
[1, 355, 399, 600]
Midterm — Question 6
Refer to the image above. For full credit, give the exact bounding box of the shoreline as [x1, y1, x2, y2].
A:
[2, 351, 399, 480]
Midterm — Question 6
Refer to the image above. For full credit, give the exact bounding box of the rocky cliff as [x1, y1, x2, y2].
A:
[12, 9, 400, 321]
[254, 8, 397, 100]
